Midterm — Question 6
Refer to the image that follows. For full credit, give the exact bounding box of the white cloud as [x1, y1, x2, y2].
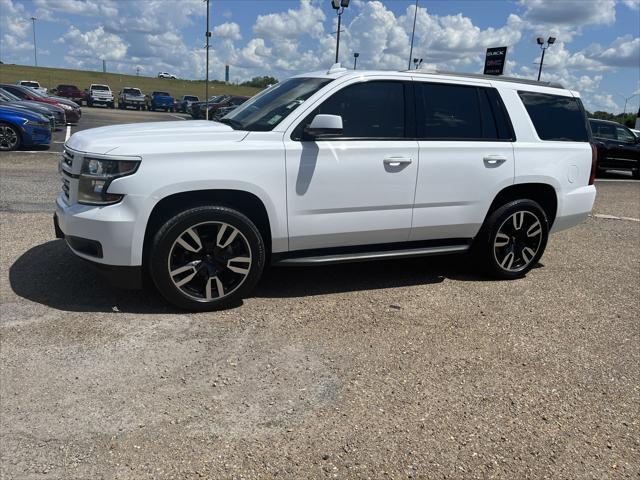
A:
[213, 22, 242, 41]
[253, 0, 326, 39]
[32, 0, 118, 18]
[59, 26, 127, 63]
[621, 0, 639, 9]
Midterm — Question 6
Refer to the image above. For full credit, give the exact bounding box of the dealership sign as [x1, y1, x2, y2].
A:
[484, 47, 508, 75]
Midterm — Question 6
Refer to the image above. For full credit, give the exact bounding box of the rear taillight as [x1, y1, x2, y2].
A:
[589, 143, 597, 185]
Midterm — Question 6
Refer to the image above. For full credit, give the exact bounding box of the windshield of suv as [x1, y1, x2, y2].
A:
[123, 88, 142, 95]
[221, 77, 331, 131]
[92, 85, 110, 91]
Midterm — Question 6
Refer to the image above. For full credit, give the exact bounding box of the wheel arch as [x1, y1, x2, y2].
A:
[142, 189, 273, 265]
[486, 183, 558, 228]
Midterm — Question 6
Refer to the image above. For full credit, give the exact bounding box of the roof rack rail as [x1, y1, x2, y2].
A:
[402, 69, 564, 89]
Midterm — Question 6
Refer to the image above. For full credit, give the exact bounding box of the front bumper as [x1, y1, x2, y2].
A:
[54, 212, 142, 289]
[23, 125, 51, 145]
[55, 193, 141, 266]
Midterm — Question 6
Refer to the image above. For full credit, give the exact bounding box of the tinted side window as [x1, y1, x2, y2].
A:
[591, 121, 616, 139]
[3, 86, 26, 99]
[616, 126, 635, 143]
[417, 83, 482, 139]
[518, 91, 588, 142]
[301, 81, 406, 138]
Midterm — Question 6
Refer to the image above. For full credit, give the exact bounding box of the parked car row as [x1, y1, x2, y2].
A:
[188, 95, 249, 120]
[1, 83, 82, 124]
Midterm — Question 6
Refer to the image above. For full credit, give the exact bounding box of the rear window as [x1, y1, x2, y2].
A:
[92, 85, 110, 91]
[21, 81, 39, 88]
[184, 96, 198, 101]
[415, 83, 514, 141]
[518, 91, 588, 142]
[154, 92, 170, 96]
[123, 88, 141, 95]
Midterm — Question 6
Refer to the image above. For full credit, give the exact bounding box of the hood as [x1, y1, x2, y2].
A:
[0, 105, 47, 122]
[66, 120, 249, 155]
[50, 96, 80, 108]
[1, 101, 53, 116]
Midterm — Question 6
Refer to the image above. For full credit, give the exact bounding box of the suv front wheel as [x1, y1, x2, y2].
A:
[475, 199, 549, 279]
[149, 206, 266, 311]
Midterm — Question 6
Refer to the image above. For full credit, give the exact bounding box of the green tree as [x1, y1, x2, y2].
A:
[240, 76, 278, 88]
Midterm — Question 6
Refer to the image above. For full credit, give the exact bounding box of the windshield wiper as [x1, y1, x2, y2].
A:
[217, 117, 244, 130]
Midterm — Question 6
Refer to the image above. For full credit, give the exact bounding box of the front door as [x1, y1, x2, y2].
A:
[284, 80, 419, 251]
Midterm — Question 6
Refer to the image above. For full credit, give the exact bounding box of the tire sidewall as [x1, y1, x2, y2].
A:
[149, 206, 266, 311]
[0, 122, 22, 151]
[480, 199, 549, 279]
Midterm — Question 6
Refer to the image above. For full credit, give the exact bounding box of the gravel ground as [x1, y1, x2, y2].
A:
[1, 137, 639, 479]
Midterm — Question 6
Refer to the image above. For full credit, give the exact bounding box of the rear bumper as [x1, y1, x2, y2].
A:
[552, 185, 597, 233]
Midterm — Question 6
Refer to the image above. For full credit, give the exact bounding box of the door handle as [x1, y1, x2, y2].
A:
[383, 157, 413, 166]
[483, 155, 508, 167]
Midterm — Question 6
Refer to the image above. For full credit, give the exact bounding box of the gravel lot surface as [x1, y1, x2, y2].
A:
[1, 110, 638, 479]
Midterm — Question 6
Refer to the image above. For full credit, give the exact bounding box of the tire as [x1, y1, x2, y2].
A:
[632, 168, 640, 180]
[0, 122, 22, 151]
[87, 99, 93, 107]
[149, 206, 266, 311]
[109, 102, 115, 109]
[473, 199, 549, 279]
[136, 105, 141, 111]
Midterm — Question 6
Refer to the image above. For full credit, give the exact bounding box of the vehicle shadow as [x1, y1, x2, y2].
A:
[9, 240, 174, 314]
[10, 240, 496, 313]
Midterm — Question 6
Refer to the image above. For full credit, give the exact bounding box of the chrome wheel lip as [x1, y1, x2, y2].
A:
[493, 210, 543, 273]
[0, 125, 19, 151]
[167, 221, 252, 303]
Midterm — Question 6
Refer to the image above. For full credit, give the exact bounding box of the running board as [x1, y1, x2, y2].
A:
[274, 244, 469, 266]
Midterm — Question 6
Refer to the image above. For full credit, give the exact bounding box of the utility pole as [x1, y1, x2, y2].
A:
[136, 67, 140, 77]
[31, 17, 37, 67]
[408, 0, 418, 70]
[205, 0, 211, 120]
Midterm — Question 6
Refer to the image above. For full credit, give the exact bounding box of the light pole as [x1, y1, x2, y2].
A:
[31, 17, 37, 67]
[413, 58, 423, 69]
[205, 0, 211, 120]
[536, 36, 556, 81]
[408, 0, 418, 70]
[353, 52, 359, 70]
[331, 0, 349, 64]
[615, 93, 639, 115]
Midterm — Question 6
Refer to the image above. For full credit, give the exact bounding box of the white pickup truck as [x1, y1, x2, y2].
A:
[16, 80, 47, 94]
[86, 84, 114, 109]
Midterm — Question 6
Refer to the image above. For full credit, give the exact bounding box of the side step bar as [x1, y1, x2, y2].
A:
[274, 245, 469, 266]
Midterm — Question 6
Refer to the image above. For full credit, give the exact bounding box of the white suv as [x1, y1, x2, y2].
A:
[55, 65, 597, 310]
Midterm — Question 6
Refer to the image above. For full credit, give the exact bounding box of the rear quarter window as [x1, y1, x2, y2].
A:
[518, 91, 589, 142]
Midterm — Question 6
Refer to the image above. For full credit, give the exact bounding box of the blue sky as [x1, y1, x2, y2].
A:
[1, 0, 639, 112]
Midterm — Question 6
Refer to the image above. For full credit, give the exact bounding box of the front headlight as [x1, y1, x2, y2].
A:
[78, 157, 140, 205]
[59, 103, 73, 111]
[23, 119, 50, 127]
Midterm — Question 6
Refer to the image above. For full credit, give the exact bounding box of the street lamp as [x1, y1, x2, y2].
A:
[331, 0, 350, 64]
[353, 52, 359, 70]
[31, 17, 37, 67]
[614, 92, 639, 115]
[536, 36, 556, 81]
[413, 58, 423, 69]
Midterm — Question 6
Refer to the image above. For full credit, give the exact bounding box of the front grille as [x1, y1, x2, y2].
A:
[63, 150, 73, 168]
[62, 177, 70, 199]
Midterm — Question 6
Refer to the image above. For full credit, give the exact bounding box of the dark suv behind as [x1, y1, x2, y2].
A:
[589, 119, 640, 178]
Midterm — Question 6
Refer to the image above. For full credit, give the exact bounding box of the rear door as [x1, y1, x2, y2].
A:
[410, 81, 515, 241]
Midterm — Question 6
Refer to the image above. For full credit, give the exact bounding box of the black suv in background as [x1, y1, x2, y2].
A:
[590, 119, 640, 178]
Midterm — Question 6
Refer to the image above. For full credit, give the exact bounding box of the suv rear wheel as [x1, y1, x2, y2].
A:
[475, 199, 549, 279]
[149, 206, 266, 311]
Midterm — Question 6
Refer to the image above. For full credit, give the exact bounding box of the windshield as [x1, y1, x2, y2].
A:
[92, 85, 110, 91]
[222, 77, 331, 131]
[123, 88, 142, 95]
[0, 88, 20, 101]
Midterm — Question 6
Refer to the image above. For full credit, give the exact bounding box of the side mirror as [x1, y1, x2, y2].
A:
[304, 114, 343, 139]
